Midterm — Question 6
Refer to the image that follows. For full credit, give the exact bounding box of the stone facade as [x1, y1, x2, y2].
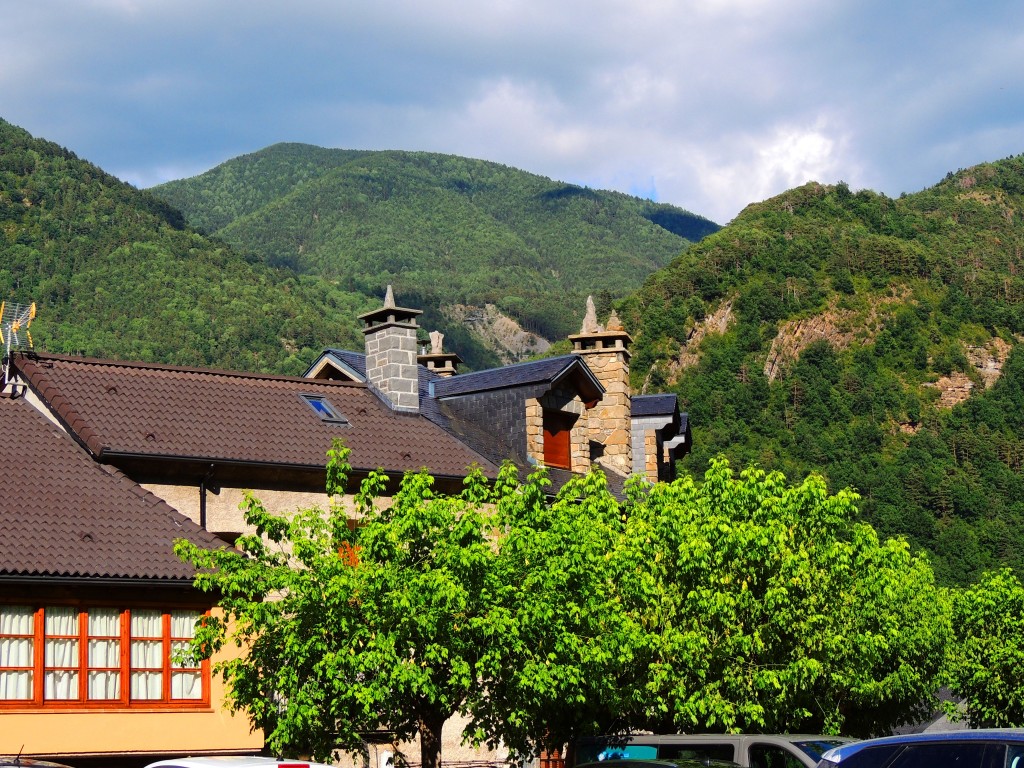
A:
[360, 285, 422, 413]
[632, 414, 674, 483]
[568, 308, 633, 476]
[527, 387, 590, 472]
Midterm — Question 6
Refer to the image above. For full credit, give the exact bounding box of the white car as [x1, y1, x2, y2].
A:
[146, 757, 336, 768]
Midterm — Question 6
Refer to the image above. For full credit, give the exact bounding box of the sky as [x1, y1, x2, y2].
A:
[2, 0, 1023, 225]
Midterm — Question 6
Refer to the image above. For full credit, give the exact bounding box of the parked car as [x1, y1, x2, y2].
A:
[578, 759, 741, 768]
[816, 729, 1024, 768]
[145, 758, 336, 768]
[574, 733, 853, 768]
[0, 759, 75, 768]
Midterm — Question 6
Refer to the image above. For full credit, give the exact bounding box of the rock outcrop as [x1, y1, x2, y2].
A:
[443, 303, 551, 365]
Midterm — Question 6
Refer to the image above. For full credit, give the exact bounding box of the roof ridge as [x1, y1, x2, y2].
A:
[455, 353, 577, 377]
[19, 352, 366, 387]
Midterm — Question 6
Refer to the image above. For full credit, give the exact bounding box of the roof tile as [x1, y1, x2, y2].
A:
[14, 354, 498, 479]
[0, 396, 225, 581]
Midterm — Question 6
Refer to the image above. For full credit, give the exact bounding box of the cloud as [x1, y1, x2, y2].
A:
[2, 0, 1023, 224]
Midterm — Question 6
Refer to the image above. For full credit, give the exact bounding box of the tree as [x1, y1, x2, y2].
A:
[178, 449, 951, 765]
[944, 569, 1024, 727]
[472, 459, 950, 755]
[470, 467, 655, 762]
[626, 459, 950, 737]
[175, 441, 497, 768]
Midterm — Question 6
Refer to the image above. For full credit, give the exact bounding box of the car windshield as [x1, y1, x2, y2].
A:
[792, 740, 850, 761]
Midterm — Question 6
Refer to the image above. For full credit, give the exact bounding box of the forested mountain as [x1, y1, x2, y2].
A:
[7, 112, 1024, 584]
[621, 159, 1024, 585]
[0, 118, 373, 371]
[152, 143, 719, 342]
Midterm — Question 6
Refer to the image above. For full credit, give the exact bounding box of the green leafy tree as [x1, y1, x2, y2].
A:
[470, 467, 655, 761]
[626, 459, 950, 737]
[472, 459, 949, 754]
[178, 449, 951, 765]
[175, 442, 496, 768]
[944, 569, 1024, 727]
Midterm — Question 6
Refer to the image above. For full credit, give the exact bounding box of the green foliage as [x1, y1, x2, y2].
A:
[0, 118, 370, 373]
[473, 466, 653, 756]
[475, 460, 948, 751]
[624, 460, 948, 738]
[153, 144, 719, 341]
[620, 159, 1024, 584]
[176, 442, 497, 767]
[179, 450, 953, 760]
[944, 569, 1024, 727]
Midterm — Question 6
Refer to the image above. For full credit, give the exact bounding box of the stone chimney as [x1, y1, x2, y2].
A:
[417, 330, 461, 378]
[569, 297, 632, 475]
[358, 285, 422, 412]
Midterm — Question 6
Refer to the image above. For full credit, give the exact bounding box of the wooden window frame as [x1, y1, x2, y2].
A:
[0, 604, 210, 710]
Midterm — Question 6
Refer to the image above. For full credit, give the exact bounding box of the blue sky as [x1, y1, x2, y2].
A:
[2, 0, 1023, 223]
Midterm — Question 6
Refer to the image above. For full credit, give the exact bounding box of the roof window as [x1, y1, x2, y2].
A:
[300, 394, 349, 425]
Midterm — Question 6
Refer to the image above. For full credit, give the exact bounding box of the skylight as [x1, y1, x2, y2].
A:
[300, 394, 349, 425]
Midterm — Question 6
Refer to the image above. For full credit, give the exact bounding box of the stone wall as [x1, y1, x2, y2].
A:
[364, 323, 420, 412]
[574, 346, 632, 475]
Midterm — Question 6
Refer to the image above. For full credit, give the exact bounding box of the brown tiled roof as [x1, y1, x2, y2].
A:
[0, 395, 225, 581]
[13, 353, 498, 479]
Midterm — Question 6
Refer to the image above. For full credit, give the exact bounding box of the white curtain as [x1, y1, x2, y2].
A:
[170, 610, 197, 638]
[87, 608, 121, 699]
[130, 610, 162, 700]
[170, 611, 201, 700]
[0, 606, 33, 700]
[44, 607, 79, 700]
[171, 670, 202, 699]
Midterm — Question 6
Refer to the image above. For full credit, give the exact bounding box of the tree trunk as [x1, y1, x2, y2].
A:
[419, 708, 446, 768]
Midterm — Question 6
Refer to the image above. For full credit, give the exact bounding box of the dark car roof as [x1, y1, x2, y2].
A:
[821, 729, 1024, 762]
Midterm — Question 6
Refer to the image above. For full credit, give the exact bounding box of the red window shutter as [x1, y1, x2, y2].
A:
[543, 412, 573, 469]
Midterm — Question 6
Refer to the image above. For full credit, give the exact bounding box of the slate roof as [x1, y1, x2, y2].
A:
[12, 353, 498, 479]
[632, 393, 679, 417]
[0, 395, 225, 581]
[308, 348, 369, 381]
[431, 354, 603, 400]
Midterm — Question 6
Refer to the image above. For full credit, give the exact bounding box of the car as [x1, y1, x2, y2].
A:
[0, 759, 75, 768]
[579, 759, 742, 768]
[145, 758, 336, 768]
[578, 759, 741, 768]
[816, 729, 1024, 768]
[574, 733, 854, 768]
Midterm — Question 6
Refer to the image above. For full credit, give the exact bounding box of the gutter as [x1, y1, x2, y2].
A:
[0, 575, 202, 588]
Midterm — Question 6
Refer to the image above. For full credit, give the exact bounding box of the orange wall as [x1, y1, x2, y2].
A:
[1, 616, 264, 760]
[2, 704, 262, 758]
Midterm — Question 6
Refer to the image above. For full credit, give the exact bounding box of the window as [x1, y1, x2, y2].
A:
[300, 394, 349, 424]
[748, 745, 805, 768]
[0, 605, 208, 708]
[543, 410, 574, 469]
[660, 745, 736, 761]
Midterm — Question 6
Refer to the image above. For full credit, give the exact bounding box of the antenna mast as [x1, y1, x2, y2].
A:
[1, 300, 36, 388]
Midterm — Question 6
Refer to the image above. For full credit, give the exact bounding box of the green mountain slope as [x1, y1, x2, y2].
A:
[153, 144, 719, 341]
[0, 118, 373, 372]
[621, 160, 1024, 585]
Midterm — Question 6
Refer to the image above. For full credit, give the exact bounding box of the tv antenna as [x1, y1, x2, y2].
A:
[1, 300, 36, 388]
